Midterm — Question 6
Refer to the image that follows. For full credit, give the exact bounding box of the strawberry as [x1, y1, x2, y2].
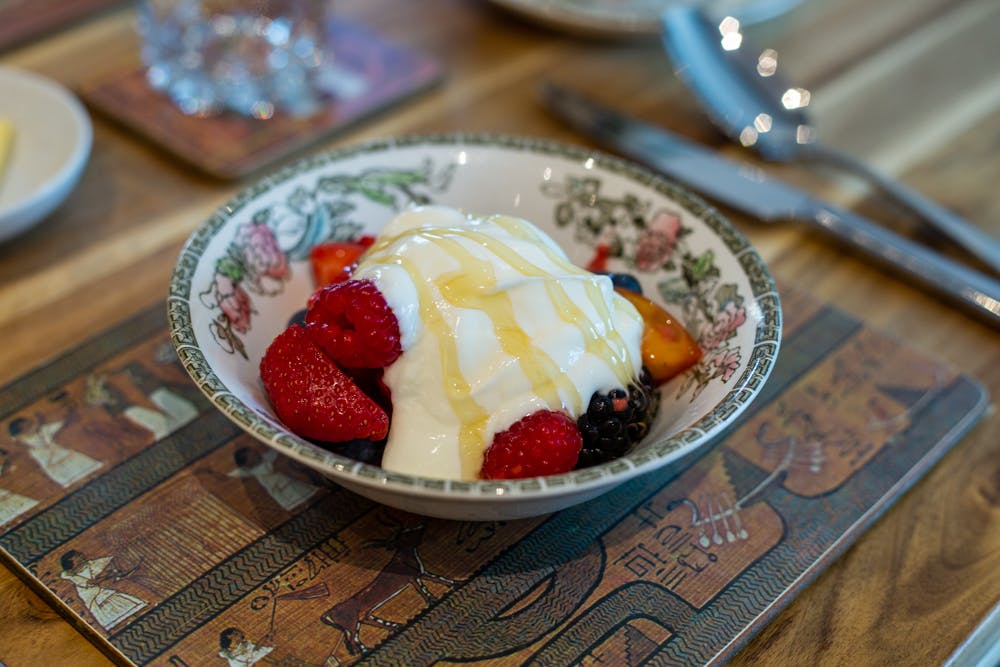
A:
[305, 279, 402, 369]
[309, 236, 375, 286]
[615, 287, 701, 385]
[344, 366, 393, 415]
[480, 410, 582, 480]
[586, 242, 611, 273]
[260, 325, 389, 442]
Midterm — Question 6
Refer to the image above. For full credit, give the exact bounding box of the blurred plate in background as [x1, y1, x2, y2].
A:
[0, 66, 92, 243]
[488, 0, 801, 37]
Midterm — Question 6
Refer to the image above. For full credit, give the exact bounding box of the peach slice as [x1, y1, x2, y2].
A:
[616, 287, 702, 385]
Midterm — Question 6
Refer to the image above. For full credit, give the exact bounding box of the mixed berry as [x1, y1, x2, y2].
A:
[259, 239, 702, 480]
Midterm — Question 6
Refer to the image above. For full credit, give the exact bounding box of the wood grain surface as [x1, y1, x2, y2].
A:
[0, 0, 997, 665]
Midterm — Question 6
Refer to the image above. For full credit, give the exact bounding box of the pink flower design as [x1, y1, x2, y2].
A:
[635, 210, 682, 271]
[235, 221, 288, 281]
[710, 348, 742, 382]
[700, 301, 747, 351]
[214, 273, 252, 333]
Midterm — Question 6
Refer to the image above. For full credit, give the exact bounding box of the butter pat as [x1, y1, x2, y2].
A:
[0, 117, 13, 180]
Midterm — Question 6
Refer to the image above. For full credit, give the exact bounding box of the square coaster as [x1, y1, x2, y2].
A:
[80, 20, 444, 179]
[0, 0, 126, 52]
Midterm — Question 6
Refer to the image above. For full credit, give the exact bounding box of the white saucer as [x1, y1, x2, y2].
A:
[0, 66, 93, 243]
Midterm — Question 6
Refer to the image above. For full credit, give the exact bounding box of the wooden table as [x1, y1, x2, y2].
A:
[1, 0, 997, 664]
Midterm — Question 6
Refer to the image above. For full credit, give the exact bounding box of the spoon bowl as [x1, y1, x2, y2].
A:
[661, 5, 1000, 273]
[662, 7, 808, 161]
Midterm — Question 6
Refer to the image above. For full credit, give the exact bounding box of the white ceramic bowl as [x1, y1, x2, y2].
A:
[0, 66, 93, 243]
[168, 134, 781, 520]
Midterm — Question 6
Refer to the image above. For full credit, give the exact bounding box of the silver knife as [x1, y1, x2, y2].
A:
[539, 82, 1000, 328]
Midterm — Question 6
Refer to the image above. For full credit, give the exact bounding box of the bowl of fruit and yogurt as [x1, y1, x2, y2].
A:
[260, 205, 701, 481]
[168, 134, 781, 520]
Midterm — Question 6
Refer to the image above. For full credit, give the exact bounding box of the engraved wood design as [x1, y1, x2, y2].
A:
[0, 291, 987, 666]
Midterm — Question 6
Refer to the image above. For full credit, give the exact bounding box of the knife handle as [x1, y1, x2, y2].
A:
[809, 205, 1000, 328]
[803, 142, 1000, 275]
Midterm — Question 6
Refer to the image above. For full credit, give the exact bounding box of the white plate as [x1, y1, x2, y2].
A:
[488, 0, 802, 37]
[0, 66, 92, 243]
[168, 134, 781, 520]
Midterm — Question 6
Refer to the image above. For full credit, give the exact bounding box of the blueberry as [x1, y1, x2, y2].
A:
[601, 272, 643, 295]
[287, 308, 308, 327]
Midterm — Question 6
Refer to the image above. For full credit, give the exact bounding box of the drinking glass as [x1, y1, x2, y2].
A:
[136, 0, 341, 118]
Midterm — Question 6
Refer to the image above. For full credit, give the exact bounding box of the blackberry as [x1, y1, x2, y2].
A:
[575, 368, 659, 468]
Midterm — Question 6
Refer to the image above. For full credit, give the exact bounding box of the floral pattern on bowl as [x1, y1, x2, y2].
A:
[168, 133, 781, 521]
[543, 174, 749, 400]
[198, 160, 456, 358]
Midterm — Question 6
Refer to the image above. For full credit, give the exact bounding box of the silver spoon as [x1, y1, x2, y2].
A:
[661, 5, 1000, 274]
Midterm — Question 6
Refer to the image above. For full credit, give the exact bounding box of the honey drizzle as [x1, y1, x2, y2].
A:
[433, 237, 579, 412]
[384, 255, 491, 477]
[364, 213, 639, 478]
[489, 214, 638, 386]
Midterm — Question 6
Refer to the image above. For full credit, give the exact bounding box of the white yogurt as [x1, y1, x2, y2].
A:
[353, 206, 644, 480]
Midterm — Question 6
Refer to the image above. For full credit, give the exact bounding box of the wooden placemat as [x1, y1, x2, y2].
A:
[0, 0, 125, 52]
[0, 288, 988, 666]
[81, 20, 443, 179]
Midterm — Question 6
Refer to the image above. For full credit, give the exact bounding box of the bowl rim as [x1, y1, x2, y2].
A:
[0, 66, 93, 234]
[167, 132, 782, 503]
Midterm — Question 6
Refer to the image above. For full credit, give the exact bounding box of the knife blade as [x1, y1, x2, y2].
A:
[539, 81, 1000, 328]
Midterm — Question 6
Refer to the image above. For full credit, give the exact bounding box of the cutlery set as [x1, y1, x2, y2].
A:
[542, 6, 1000, 327]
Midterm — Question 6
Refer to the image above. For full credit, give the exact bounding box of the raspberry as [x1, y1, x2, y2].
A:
[480, 410, 582, 480]
[576, 368, 660, 468]
[260, 325, 389, 442]
[305, 279, 402, 369]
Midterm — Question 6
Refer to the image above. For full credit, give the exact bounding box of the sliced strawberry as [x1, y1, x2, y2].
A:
[260, 325, 389, 442]
[344, 366, 393, 415]
[585, 242, 611, 273]
[616, 287, 702, 385]
[305, 279, 402, 369]
[480, 410, 582, 480]
[309, 236, 375, 287]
